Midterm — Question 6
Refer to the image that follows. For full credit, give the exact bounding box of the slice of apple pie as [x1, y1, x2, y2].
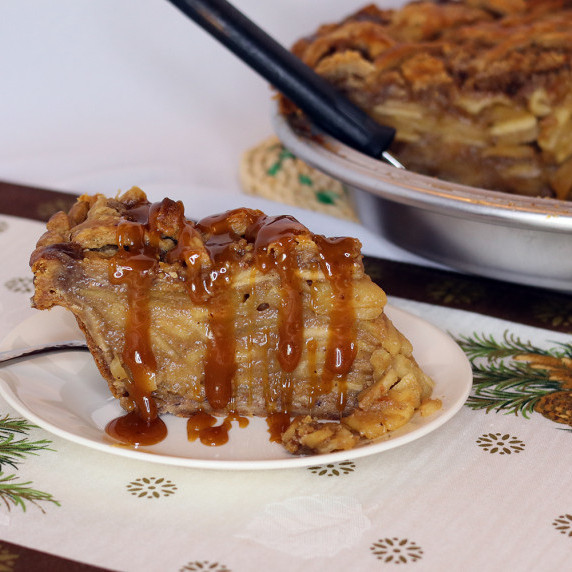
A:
[30, 187, 438, 454]
[281, 0, 572, 200]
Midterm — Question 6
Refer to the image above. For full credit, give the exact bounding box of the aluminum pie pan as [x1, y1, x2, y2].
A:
[272, 111, 572, 293]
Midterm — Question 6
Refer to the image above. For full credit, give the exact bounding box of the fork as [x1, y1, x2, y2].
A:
[166, 0, 404, 168]
[0, 341, 89, 365]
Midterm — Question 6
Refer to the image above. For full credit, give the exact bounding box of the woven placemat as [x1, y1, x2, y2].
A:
[239, 136, 359, 221]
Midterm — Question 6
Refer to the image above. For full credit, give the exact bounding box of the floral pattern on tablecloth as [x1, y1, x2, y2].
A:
[126, 477, 178, 499]
[0, 206, 570, 571]
[180, 561, 230, 572]
[475, 433, 526, 455]
[307, 461, 356, 476]
[0, 543, 18, 571]
[552, 514, 572, 537]
[533, 298, 572, 330]
[370, 538, 423, 564]
[426, 278, 486, 306]
[236, 495, 371, 558]
[4, 277, 33, 294]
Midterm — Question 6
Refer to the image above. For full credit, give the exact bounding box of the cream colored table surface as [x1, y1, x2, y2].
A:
[0, 2, 571, 571]
[0, 208, 571, 572]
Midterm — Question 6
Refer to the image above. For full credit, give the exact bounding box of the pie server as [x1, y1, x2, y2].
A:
[165, 0, 404, 168]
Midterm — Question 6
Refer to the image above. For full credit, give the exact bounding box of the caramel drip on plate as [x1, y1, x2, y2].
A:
[187, 411, 249, 447]
[106, 410, 167, 447]
[105, 199, 359, 447]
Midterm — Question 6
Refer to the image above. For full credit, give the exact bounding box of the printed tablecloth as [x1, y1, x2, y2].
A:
[1, 1, 571, 569]
[0, 187, 570, 572]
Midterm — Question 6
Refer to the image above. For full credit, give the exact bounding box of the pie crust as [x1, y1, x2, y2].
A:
[281, 0, 572, 200]
[30, 188, 439, 453]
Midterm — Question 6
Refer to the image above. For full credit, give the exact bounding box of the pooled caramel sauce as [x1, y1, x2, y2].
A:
[187, 411, 249, 447]
[105, 199, 358, 447]
[106, 410, 167, 447]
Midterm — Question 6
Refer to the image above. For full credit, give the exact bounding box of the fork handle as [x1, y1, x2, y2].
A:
[0, 341, 89, 365]
[166, 0, 396, 159]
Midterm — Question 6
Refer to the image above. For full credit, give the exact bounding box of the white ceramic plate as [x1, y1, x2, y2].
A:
[0, 306, 471, 470]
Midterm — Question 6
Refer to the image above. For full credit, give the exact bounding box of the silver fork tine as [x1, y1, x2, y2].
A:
[0, 341, 89, 365]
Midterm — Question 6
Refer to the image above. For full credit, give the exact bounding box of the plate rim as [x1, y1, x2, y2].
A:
[0, 306, 472, 470]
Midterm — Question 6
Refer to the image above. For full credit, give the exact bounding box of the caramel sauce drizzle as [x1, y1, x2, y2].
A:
[105, 199, 359, 447]
[249, 214, 307, 374]
[313, 235, 358, 411]
[305, 338, 319, 409]
[194, 211, 253, 410]
[106, 207, 167, 445]
[266, 412, 292, 443]
[108, 221, 158, 419]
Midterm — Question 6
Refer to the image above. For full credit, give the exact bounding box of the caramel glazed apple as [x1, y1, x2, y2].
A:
[30, 187, 440, 454]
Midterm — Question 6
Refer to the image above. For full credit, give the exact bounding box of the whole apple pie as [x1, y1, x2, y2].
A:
[281, 0, 572, 200]
[30, 188, 439, 454]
